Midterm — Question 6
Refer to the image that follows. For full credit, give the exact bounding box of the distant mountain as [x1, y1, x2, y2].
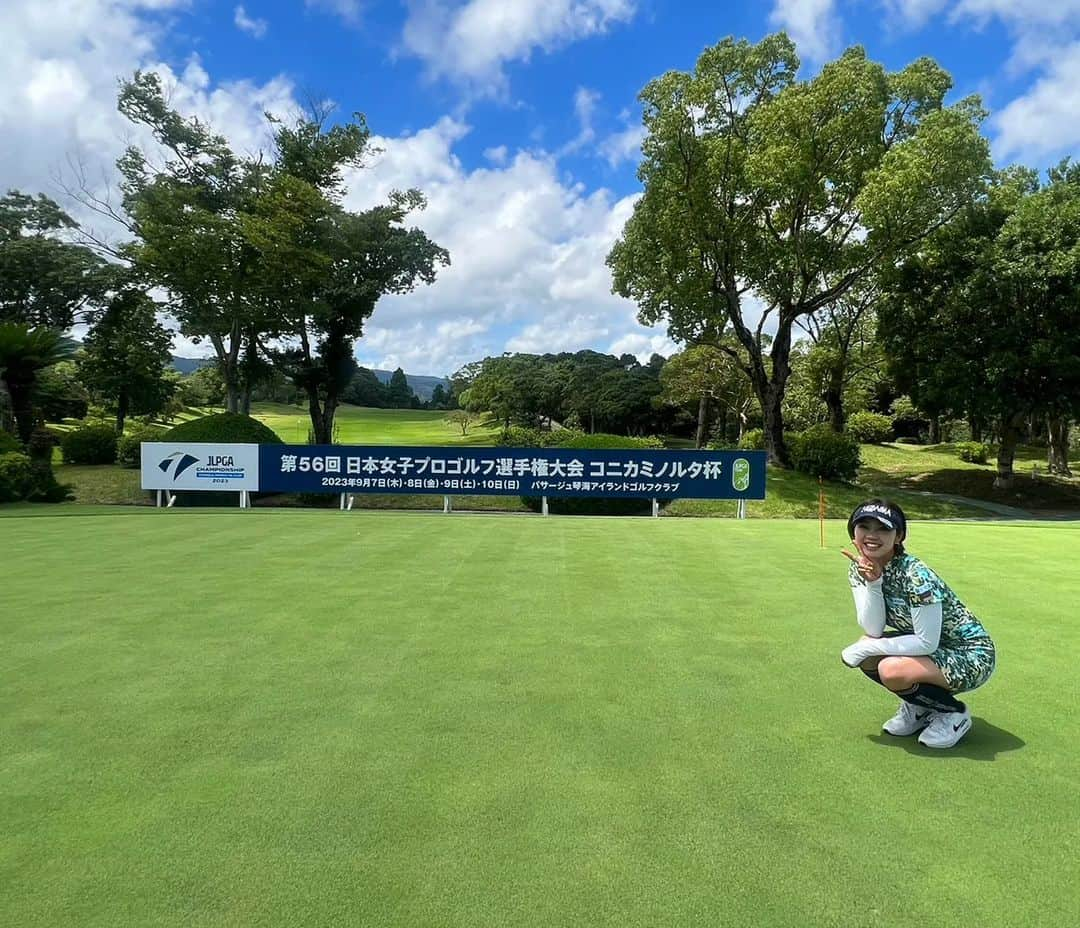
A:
[170, 357, 451, 401]
[171, 356, 213, 374]
[371, 369, 451, 402]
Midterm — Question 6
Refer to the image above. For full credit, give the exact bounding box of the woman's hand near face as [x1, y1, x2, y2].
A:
[843, 547, 882, 582]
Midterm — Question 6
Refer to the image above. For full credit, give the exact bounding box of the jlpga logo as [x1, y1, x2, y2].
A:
[158, 451, 200, 481]
[143, 444, 259, 491]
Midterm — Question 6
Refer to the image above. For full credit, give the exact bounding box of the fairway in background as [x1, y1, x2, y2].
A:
[249, 403, 504, 446]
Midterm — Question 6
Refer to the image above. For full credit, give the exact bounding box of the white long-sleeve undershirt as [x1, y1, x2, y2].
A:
[842, 578, 943, 667]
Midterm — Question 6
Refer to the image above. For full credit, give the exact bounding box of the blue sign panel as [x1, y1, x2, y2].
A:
[258, 445, 767, 499]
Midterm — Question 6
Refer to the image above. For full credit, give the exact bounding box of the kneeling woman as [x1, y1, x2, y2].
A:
[840, 500, 995, 748]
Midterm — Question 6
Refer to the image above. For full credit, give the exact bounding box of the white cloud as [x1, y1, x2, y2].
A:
[0, 0, 298, 214]
[598, 123, 645, 168]
[483, 145, 508, 164]
[556, 86, 600, 157]
[506, 315, 612, 354]
[340, 120, 668, 376]
[949, 0, 1080, 27]
[401, 0, 637, 95]
[877, 0, 1080, 161]
[769, 0, 841, 63]
[884, 0, 1080, 29]
[993, 42, 1080, 160]
[234, 5, 268, 38]
[574, 85, 600, 129]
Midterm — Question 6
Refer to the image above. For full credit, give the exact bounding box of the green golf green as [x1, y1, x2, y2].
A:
[2, 510, 1077, 927]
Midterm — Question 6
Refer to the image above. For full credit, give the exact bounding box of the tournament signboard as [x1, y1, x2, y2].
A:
[141, 443, 260, 492]
[258, 445, 766, 500]
[141, 443, 766, 501]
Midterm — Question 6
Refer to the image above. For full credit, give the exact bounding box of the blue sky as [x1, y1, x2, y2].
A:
[4, 1, 1079, 376]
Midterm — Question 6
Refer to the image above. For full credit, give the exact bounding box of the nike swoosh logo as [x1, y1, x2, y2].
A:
[953, 720, 970, 732]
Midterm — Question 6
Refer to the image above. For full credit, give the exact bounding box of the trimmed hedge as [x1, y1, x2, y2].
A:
[60, 424, 118, 465]
[117, 424, 168, 469]
[161, 413, 283, 507]
[0, 452, 34, 502]
[497, 426, 569, 448]
[554, 432, 665, 451]
[789, 424, 861, 482]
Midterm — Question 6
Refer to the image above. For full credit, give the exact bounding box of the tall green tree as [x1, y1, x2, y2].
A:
[0, 192, 110, 438]
[247, 113, 449, 443]
[386, 368, 415, 408]
[879, 166, 1080, 487]
[115, 72, 268, 414]
[78, 290, 175, 433]
[34, 360, 90, 422]
[660, 344, 756, 447]
[342, 366, 390, 407]
[461, 354, 544, 429]
[798, 286, 884, 432]
[0, 192, 110, 329]
[608, 33, 990, 464]
[176, 364, 226, 409]
[429, 383, 449, 409]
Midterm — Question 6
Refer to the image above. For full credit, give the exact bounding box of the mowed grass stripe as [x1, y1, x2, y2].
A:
[2, 513, 1078, 927]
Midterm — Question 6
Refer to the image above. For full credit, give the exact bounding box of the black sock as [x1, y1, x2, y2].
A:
[897, 683, 965, 714]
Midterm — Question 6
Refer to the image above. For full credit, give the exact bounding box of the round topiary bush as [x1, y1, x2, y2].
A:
[789, 424, 861, 482]
[60, 423, 118, 465]
[846, 411, 894, 444]
[163, 412, 282, 445]
[497, 426, 556, 448]
[519, 432, 671, 516]
[955, 441, 990, 465]
[160, 413, 283, 506]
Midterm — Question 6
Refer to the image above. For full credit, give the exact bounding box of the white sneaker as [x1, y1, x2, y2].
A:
[882, 701, 934, 736]
[918, 707, 972, 748]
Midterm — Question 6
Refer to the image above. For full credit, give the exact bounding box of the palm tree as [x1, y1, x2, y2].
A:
[0, 324, 76, 442]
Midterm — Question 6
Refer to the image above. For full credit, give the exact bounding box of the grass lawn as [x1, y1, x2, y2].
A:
[859, 443, 1080, 512]
[665, 463, 984, 520]
[2, 510, 1077, 927]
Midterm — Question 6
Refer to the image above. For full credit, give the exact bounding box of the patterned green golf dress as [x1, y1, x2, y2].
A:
[849, 553, 995, 692]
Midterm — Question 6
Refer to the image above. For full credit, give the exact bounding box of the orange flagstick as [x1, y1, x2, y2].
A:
[818, 476, 825, 548]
